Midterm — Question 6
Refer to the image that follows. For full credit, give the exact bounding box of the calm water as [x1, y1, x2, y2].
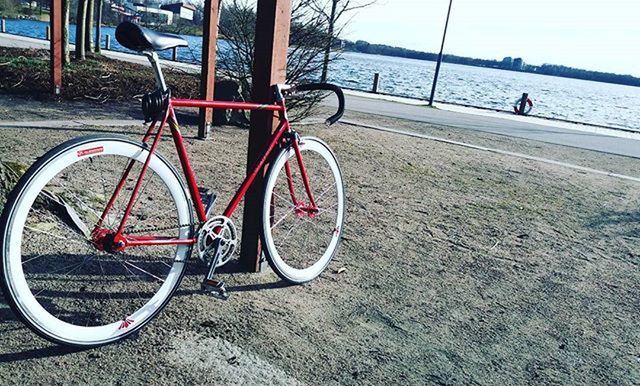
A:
[5, 19, 640, 130]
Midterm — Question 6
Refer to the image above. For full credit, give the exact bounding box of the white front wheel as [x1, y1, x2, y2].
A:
[261, 137, 345, 283]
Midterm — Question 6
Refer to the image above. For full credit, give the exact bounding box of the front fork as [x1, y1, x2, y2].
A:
[281, 134, 319, 219]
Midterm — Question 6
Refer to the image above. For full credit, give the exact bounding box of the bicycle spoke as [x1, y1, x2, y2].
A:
[272, 191, 296, 208]
[24, 226, 89, 245]
[123, 260, 165, 283]
[271, 206, 297, 230]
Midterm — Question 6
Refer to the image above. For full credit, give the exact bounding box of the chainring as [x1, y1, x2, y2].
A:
[197, 215, 237, 267]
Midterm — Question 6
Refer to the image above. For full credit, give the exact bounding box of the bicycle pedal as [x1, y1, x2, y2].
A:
[201, 279, 229, 300]
[198, 187, 218, 218]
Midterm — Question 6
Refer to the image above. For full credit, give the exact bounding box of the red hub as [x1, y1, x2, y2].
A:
[294, 202, 319, 219]
[92, 228, 127, 253]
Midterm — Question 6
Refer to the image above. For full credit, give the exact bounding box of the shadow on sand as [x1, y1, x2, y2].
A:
[588, 209, 640, 238]
[0, 258, 291, 362]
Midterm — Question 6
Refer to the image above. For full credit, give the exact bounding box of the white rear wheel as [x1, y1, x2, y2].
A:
[0, 135, 192, 347]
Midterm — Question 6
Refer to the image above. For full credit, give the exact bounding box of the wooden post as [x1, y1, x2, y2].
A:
[198, 0, 221, 139]
[46, 25, 51, 40]
[372, 72, 380, 93]
[518, 92, 528, 115]
[1, 18, 5, 33]
[105, 34, 110, 50]
[50, 0, 63, 94]
[239, 0, 292, 272]
[172, 47, 178, 61]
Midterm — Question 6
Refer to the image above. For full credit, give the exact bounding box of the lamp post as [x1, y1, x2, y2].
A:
[428, 0, 453, 106]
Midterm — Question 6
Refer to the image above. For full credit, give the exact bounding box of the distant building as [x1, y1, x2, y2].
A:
[110, 2, 139, 22]
[512, 58, 524, 70]
[125, 1, 174, 25]
[161, 2, 196, 21]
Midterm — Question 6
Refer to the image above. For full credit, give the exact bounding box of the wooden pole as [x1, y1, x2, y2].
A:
[172, 47, 178, 61]
[372, 73, 380, 93]
[50, 0, 63, 94]
[198, 0, 221, 139]
[239, 0, 292, 272]
[1, 18, 5, 33]
[105, 34, 110, 50]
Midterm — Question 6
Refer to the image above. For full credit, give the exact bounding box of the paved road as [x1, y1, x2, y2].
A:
[326, 94, 640, 159]
[2, 32, 639, 158]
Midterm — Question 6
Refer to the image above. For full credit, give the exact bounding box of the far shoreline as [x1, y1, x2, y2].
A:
[3, 17, 639, 89]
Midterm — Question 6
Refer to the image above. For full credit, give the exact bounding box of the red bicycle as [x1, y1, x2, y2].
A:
[0, 22, 346, 347]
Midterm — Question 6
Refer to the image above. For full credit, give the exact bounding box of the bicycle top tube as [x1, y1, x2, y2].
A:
[171, 98, 285, 112]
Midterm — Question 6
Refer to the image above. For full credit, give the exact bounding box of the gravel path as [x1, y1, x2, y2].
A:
[0, 97, 638, 385]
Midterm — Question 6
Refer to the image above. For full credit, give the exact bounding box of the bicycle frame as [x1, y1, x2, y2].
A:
[92, 92, 317, 251]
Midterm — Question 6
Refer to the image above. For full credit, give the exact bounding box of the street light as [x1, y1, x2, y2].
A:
[429, 0, 453, 106]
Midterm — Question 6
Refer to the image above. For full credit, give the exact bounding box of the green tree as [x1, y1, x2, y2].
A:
[0, 0, 19, 16]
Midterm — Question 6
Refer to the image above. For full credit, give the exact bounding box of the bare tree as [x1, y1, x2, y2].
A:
[309, 0, 376, 82]
[62, 0, 70, 64]
[84, 0, 94, 53]
[75, 0, 87, 60]
[217, 0, 256, 100]
[217, 0, 340, 121]
[94, 0, 103, 54]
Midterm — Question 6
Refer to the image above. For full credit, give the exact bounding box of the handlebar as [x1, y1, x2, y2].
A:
[285, 83, 345, 126]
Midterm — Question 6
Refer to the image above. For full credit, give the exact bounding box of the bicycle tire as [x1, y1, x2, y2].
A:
[0, 134, 193, 347]
[261, 137, 345, 283]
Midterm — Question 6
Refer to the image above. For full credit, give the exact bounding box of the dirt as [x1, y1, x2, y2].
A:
[0, 96, 639, 385]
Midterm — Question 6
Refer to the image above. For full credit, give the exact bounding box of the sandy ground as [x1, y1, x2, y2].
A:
[0, 96, 639, 385]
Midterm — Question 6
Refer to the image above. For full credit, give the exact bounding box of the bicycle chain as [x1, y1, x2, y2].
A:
[124, 222, 200, 234]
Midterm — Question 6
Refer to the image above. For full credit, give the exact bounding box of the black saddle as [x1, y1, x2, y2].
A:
[115, 22, 188, 52]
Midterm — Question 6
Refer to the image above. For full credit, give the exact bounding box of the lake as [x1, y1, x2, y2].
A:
[4, 19, 640, 131]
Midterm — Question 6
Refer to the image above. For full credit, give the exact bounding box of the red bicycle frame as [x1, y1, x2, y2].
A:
[92, 93, 317, 251]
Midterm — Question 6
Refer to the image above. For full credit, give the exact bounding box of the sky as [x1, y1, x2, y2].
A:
[340, 0, 640, 76]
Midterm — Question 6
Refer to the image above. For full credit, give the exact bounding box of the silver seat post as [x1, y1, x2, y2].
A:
[143, 50, 168, 92]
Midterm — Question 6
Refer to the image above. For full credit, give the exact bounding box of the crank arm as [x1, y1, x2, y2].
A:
[200, 238, 229, 300]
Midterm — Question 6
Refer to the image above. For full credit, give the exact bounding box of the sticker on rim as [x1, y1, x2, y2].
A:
[77, 146, 104, 157]
[119, 318, 134, 330]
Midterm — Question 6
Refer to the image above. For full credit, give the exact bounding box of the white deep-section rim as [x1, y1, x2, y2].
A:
[3, 139, 191, 346]
[262, 137, 344, 283]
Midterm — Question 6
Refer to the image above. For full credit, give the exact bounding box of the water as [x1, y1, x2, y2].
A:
[2, 19, 209, 61]
[5, 19, 640, 131]
[329, 52, 640, 131]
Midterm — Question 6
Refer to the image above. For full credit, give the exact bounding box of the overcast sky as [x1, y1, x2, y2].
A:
[340, 0, 640, 76]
